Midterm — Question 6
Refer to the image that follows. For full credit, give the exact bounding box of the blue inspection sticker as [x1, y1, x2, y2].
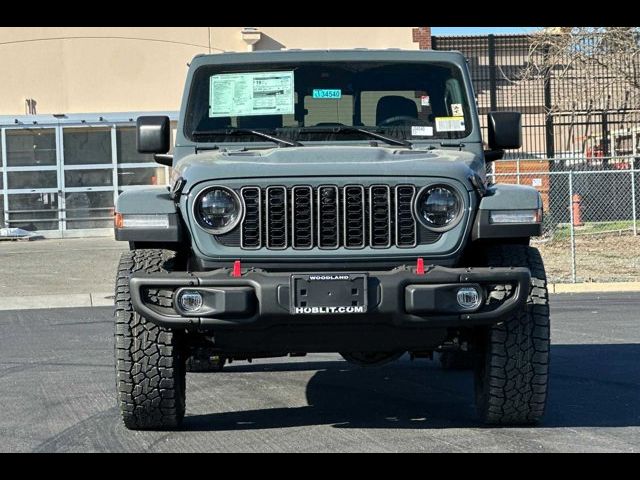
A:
[312, 89, 342, 99]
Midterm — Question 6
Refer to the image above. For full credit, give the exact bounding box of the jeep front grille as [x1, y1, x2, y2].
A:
[292, 186, 314, 249]
[232, 184, 430, 250]
[265, 186, 288, 249]
[240, 187, 261, 249]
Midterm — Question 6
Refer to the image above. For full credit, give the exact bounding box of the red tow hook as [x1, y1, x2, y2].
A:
[232, 260, 242, 277]
[415, 257, 425, 275]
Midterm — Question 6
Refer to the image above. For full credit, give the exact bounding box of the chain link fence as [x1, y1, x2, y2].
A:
[489, 155, 640, 283]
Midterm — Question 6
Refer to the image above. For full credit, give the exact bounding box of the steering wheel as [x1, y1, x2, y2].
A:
[378, 115, 424, 127]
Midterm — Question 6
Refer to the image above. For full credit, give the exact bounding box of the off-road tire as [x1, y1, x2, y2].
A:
[474, 244, 550, 425]
[114, 249, 186, 430]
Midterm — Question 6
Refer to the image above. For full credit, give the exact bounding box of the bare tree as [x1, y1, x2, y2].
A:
[524, 27, 640, 113]
[521, 27, 640, 158]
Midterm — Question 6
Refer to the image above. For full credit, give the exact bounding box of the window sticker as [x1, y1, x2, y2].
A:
[435, 116, 466, 132]
[209, 71, 295, 118]
[451, 103, 464, 116]
[420, 95, 430, 106]
[312, 89, 342, 99]
[411, 126, 434, 137]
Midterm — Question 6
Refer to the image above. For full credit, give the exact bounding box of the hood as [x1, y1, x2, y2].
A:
[174, 145, 482, 191]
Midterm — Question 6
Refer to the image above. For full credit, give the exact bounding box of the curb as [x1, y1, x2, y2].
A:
[0, 292, 114, 311]
[550, 282, 640, 294]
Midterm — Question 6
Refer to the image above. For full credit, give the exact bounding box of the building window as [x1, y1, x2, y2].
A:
[118, 167, 159, 186]
[63, 127, 112, 165]
[6, 129, 56, 167]
[116, 127, 155, 164]
[65, 191, 114, 230]
[7, 170, 57, 189]
[7, 193, 59, 231]
[64, 169, 114, 188]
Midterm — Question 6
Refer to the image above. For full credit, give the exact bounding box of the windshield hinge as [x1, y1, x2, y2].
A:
[170, 177, 187, 201]
[195, 145, 221, 154]
[440, 142, 466, 151]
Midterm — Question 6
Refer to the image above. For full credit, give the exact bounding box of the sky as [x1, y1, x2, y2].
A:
[431, 27, 540, 36]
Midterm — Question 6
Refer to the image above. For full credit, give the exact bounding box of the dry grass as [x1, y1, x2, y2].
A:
[534, 232, 640, 283]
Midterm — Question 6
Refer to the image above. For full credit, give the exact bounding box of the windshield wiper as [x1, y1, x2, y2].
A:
[299, 126, 412, 147]
[192, 128, 303, 147]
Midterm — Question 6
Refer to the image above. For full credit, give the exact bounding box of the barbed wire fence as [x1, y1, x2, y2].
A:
[489, 155, 640, 283]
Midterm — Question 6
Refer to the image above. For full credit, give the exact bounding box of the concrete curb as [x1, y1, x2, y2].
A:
[1, 284, 640, 311]
[0, 292, 114, 311]
[550, 282, 640, 294]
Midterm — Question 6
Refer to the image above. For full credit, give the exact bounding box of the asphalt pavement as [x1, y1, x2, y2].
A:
[0, 292, 638, 452]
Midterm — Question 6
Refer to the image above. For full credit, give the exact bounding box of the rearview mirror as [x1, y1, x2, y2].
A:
[487, 111, 522, 150]
[137, 116, 170, 154]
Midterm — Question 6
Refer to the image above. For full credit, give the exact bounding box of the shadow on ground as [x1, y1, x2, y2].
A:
[183, 343, 640, 431]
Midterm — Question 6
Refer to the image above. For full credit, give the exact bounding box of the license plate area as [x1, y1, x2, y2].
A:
[290, 273, 368, 314]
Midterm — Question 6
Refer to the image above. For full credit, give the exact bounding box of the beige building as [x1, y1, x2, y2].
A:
[0, 27, 430, 236]
[0, 27, 429, 116]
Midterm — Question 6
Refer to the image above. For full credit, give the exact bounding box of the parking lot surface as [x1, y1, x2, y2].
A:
[0, 292, 638, 452]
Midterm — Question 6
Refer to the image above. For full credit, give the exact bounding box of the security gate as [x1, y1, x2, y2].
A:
[0, 113, 175, 237]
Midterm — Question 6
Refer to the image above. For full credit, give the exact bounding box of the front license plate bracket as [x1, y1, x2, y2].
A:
[290, 273, 368, 314]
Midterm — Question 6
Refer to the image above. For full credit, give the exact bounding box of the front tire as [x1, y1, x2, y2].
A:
[114, 249, 186, 430]
[474, 244, 550, 425]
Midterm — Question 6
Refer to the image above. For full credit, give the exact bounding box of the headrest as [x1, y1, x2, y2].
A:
[376, 96, 418, 125]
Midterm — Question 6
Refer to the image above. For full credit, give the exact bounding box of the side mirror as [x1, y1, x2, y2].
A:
[487, 111, 522, 150]
[136, 116, 170, 154]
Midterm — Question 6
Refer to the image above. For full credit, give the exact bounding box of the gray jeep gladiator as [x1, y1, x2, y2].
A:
[114, 49, 549, 430]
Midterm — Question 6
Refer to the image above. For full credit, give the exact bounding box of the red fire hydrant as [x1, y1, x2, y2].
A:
[572, 193, 584, 227]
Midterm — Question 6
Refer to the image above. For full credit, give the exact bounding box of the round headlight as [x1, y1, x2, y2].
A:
[416, 185, 462, 230]
[194, 186, 243, 234]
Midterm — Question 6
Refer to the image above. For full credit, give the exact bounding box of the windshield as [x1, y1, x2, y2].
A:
[184, 61, 473, 144]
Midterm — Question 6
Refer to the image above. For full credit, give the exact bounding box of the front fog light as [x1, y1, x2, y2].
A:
[456, 287, 481, 310]
[178, 290, 203, 312]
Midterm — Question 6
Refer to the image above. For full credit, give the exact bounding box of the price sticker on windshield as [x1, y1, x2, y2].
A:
[436, 116, 466, 132]
[313, 89, 342, 99]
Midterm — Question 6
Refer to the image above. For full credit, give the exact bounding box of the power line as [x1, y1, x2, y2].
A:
[0, 35, 225, 52]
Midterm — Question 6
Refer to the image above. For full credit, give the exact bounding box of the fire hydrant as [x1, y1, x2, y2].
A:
[572, 193, 584, 227]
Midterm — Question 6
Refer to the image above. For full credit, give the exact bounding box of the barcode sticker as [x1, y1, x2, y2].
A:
[411, 126, 433, 137]
[435, 116, 466, 132]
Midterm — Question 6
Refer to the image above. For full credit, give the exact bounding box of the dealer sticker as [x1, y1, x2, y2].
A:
[312, 89, 342, 99]
[411, 126, 434, 137]
[435, 116, 466, 132]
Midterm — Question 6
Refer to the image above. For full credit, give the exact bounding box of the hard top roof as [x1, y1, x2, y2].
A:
[190, 49, 466, 67]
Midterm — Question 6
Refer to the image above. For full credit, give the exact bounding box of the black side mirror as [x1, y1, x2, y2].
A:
[137, 116, 170, 154]
[487, 111, 522, 150]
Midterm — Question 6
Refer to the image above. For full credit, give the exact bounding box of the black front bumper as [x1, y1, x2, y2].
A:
[129, 264, 531, 332]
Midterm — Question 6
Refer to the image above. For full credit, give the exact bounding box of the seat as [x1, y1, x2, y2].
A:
[375, 96, 418, 125]
[237, 115, 283, 130]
